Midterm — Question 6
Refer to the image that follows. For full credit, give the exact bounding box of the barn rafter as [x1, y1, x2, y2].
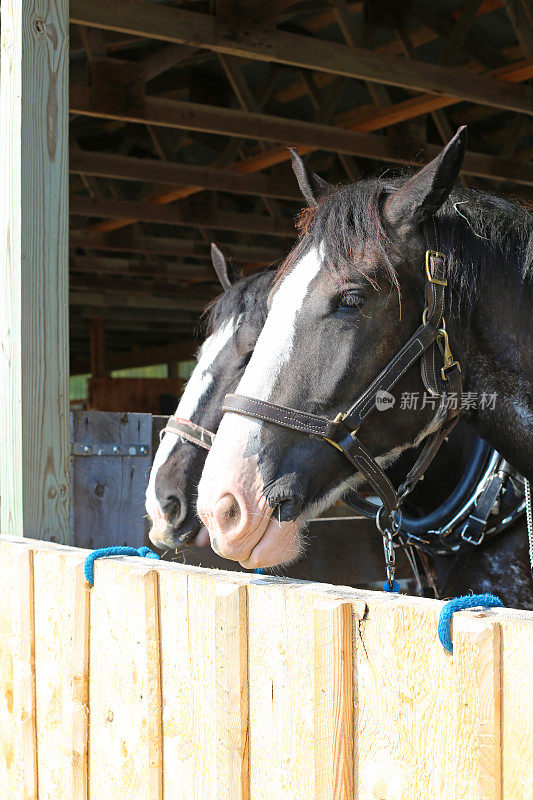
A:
[65, 0, 532, 368]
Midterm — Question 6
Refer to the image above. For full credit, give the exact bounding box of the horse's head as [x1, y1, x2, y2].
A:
[146, 247, 273, 549]
[197, 129, 468, 568]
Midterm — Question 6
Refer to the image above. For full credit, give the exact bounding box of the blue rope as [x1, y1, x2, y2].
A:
[438, 593, 503, 653]
[382, 579, 401, 593]
[84, 546, 160, 586]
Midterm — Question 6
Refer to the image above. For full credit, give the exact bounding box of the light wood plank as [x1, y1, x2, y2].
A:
[500, 615, 533, 799]
[215, 582, 249, 800]
[0, 0, 70, 541]
[314, 598, 354, 800]
[33, 548, 89, 800]
[158, 567, 218, 799]
[453, 611, 501, 800]
[355, 595, 455, 800]
[247, 579, 318, 800]
[89, 557, 162, 800]
[0, 542, 20, 797]
[0, 541, 54, 797]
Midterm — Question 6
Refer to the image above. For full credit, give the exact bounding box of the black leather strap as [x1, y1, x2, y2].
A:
[222, 395, 339, 438]
[459, 461, 513, 545]
[341, 323, 438, 432]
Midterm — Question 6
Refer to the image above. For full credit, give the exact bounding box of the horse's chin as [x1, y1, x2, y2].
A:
[237, 517, 302, 570]
[149, 520, 211, 550]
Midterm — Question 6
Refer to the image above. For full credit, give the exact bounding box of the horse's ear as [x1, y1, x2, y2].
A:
[384, 126, 467, 236]
[210, 243, 234, 291]
[290, 148, 332, 206]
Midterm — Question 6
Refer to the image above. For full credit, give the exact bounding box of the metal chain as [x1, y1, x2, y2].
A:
[525, 478, 533, 578]
[382, 527, 396, 589]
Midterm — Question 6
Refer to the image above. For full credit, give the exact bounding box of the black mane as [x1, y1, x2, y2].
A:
[204, 265, 276, 338]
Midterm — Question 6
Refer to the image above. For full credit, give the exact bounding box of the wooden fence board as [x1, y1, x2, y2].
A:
[158, 567, 219, 799]
[247, 579, 317, 800]
[452, 611, 501, 800]
[215, 582, 249, 800]
[0, 542, 21, 797]
[33, 548, 89, 800]
[355, 595, 455, 800]
[500, 615, 533, 799]
[89, 557, 162, 800]
[2, 545, 39, 800]
[314, 599, 354, 800]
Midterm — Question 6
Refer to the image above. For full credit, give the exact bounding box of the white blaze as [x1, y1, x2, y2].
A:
[202, 247, 322, 476]
[238, 247, 322, 398]
[145, 315, 240, 520]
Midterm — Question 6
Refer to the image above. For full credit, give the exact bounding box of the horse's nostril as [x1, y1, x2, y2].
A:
[163, 495, 182, 520]
[215, 493, 242, 532]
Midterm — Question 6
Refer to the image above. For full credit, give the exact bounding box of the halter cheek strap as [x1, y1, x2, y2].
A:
[160, 416, 215, 451]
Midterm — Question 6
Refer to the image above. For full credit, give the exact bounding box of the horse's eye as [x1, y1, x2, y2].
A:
[336, 291, 364, 311]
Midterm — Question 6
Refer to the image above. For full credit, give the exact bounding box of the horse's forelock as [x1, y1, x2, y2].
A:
[275, 180, 401, 295]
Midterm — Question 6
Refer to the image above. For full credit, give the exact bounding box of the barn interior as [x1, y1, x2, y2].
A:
[68, 0, 533, 412]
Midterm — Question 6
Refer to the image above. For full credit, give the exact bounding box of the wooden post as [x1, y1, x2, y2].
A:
[314, 598, 354, 800]
[453, 610, 501, 800]
[215, 582, 250, 800]
[89, 318, 106, 377]
[0, 0, 70, 541]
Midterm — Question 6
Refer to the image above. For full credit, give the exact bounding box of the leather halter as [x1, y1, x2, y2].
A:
[222, 246, 463, 532]
[160, 416, 215, 451]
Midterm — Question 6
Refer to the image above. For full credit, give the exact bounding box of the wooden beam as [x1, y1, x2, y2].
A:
[69, 149, 301, 201]
[71, 273, 210, 296]
[80, 55, 533, 236]
[70, 0, 533, 114]
[71, 341, 198, 374]
[70, 195, 297, 238]
[69, 88, 533, 187]
[503, 0, 533, 57]
[72, 306, 200, 326]
[70, 290, 207, 312]
[437, 0, 484, 66]
[0, 0, 70, 541]
[70, 230, 282, 264]
[70, 254, 216, 281]
[274, 0, 506, 106]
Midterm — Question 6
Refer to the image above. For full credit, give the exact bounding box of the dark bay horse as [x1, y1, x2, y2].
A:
[196, 128, 532, 605]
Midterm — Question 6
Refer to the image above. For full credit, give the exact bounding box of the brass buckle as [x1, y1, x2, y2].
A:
[325, 412, 359, 451]
[437, 325, 461, 381]
[425, 250, 447, 286]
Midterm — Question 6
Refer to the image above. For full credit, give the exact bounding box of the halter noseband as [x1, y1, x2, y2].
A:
[222, 244, 463, 542]
[160, 416, 215, 451]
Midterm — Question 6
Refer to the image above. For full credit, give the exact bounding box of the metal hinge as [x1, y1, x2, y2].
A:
[71, 443, 150, 457]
